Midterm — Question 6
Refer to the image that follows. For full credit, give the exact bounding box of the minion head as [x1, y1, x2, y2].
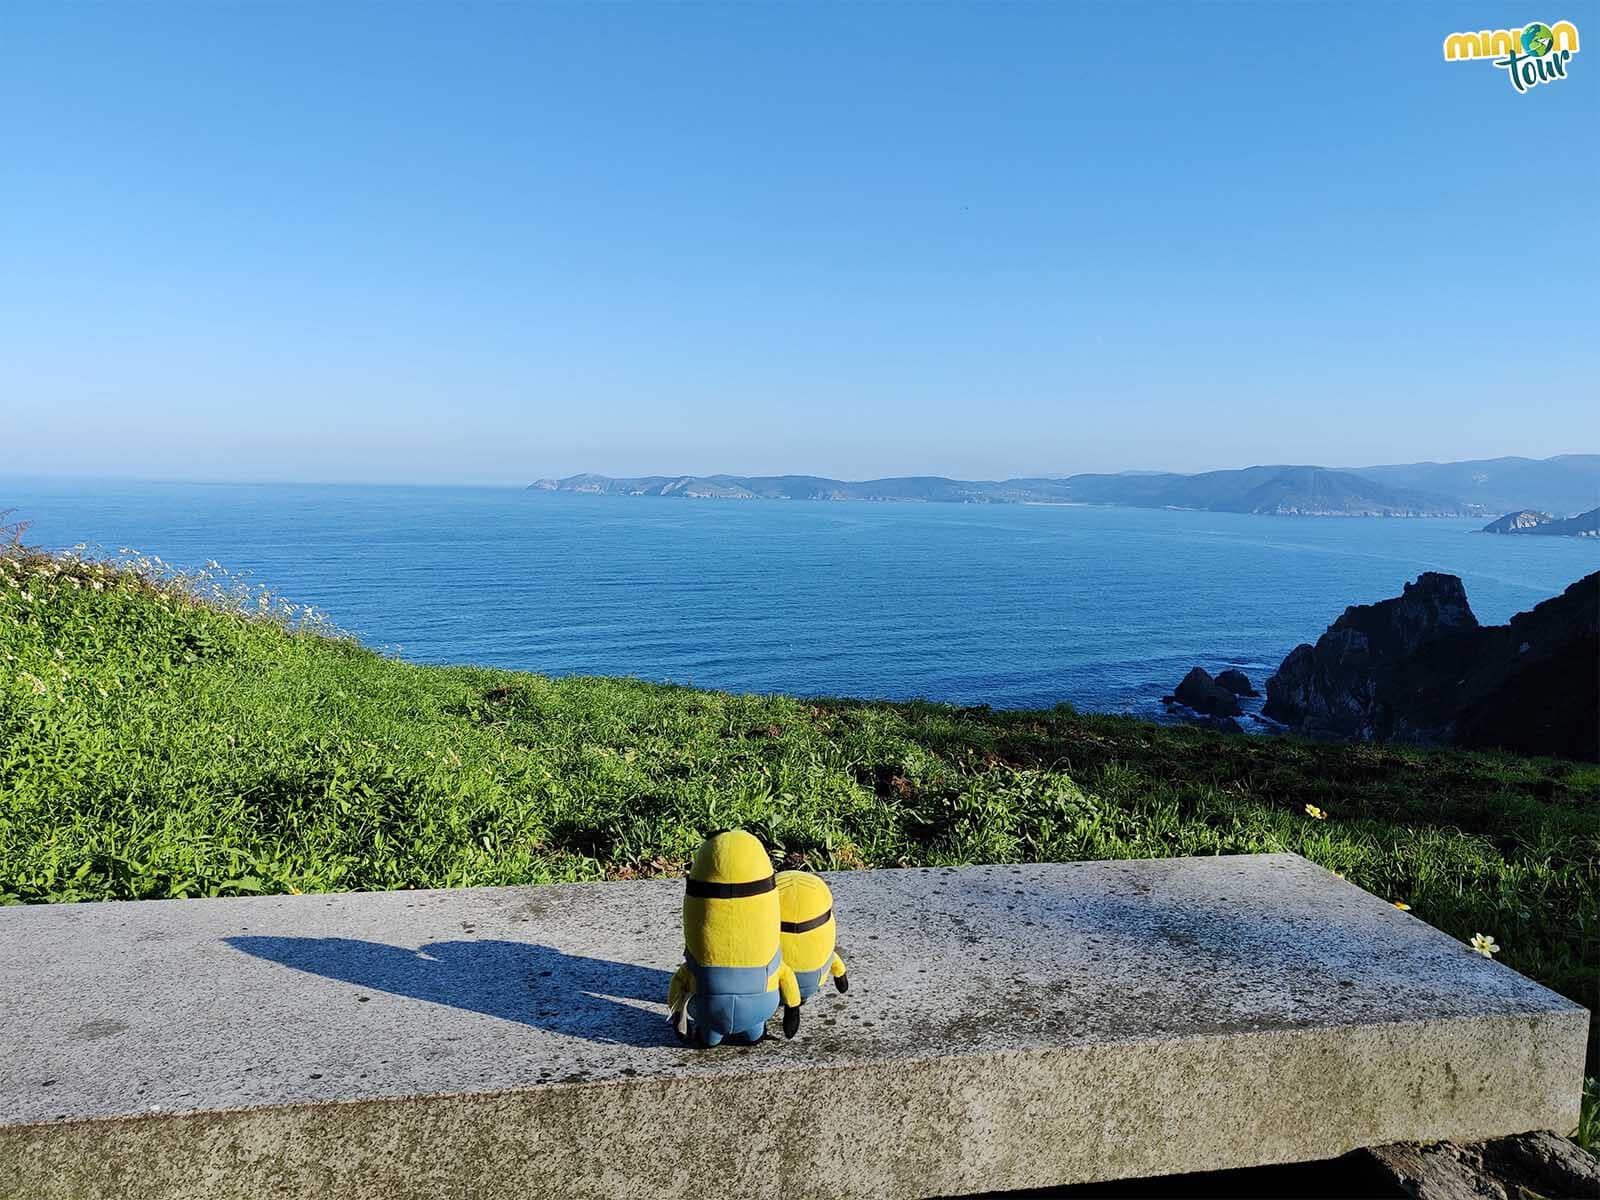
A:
[683, 830, 779, 968]
[776, 870, 836, 973]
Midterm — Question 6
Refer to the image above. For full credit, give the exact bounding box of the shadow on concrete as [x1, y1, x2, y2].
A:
[225, 936, 677, 1048]
[976, 1151, 1404, 1197]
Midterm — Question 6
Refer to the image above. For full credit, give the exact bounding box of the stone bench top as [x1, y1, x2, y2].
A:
[0, 853, 1587, 1199]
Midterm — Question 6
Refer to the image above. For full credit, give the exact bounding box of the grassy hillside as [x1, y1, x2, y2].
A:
[3, 543, 1597, 1093]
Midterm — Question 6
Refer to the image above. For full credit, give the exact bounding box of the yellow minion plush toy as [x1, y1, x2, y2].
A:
[668, 830, 803, 1045]
[776, 870, 848, 1002]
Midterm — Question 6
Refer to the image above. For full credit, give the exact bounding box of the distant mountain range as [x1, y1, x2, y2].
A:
[1033, 465, 1467, 516]
[1348, 455, 1600, 517]
[529, 455, 1599, 518]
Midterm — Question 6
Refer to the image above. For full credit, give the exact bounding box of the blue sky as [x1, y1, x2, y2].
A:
[3, 2, 1596, 484]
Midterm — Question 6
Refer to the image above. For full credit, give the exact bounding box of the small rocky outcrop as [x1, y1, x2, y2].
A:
[1214, 669, 1257, 697]
[1264, 570, 1599, 760]
[1171, 667, 1242, 718]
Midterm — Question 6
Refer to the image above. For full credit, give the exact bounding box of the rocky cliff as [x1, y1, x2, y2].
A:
[1264, 572, 1599, 760]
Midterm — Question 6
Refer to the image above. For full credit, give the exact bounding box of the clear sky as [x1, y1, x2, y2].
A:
[3, 2, 1596, 485]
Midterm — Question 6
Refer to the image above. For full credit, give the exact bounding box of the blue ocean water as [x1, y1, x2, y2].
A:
[7, 478, 1597, 719]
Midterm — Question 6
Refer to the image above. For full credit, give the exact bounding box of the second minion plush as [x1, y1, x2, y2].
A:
[776, 870, 849, 1002]
[668, 830, 803, 1046]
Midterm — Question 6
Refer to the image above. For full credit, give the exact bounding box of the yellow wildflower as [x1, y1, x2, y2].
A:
[1469, 933, 1500, 958]
[1393, 902, 1411, 911]
[1304, 804, 1327, 820]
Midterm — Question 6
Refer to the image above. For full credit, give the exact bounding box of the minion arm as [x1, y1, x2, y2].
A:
[778, 963, 802, 1039]
[668, 963, 694, 1037]
[830, 951, 849, 993]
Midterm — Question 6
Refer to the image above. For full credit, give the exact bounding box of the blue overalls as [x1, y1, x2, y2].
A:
[683, 948, 782, 1045]
[792, 962, 829, 1002]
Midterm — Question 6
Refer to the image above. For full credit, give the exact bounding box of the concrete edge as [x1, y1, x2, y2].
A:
[2, 1006, 1588, 1200]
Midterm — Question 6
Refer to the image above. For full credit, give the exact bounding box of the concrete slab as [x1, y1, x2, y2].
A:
[0, 854, 1586, 1199]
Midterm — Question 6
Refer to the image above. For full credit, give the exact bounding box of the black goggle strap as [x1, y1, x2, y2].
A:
[684, 874, 776, 899]
[780, 907, 833, 934]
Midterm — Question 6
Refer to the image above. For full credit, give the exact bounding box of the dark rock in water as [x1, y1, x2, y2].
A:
[1264, 570, 1600, 761]
[1173, 667, 1242, 718]
[1214, 669, 1258, 697]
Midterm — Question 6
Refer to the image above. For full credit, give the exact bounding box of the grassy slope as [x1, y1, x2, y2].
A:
[3, 548, 1598, 1095]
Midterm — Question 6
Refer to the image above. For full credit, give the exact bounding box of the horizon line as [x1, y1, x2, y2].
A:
[4, 451, 1596, 492]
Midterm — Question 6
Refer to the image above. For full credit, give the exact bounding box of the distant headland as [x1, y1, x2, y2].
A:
[1482, 506, 1600, 538]
[530, 454, 1599, 519]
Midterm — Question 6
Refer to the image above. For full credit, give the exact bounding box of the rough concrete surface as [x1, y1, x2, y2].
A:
[0, 854, 1587, 1199]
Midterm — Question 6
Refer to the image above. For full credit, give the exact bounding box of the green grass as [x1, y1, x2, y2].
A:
[1580, 1079, 1599, 1153]
[3, 542, 1598, 1112]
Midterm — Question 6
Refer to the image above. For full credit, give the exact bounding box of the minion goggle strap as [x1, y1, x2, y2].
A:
[684, 874, 776, 899]
[781, 908, 833, 934]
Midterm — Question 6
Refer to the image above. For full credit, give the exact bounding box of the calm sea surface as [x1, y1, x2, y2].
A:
[8, 479, 1597, 719]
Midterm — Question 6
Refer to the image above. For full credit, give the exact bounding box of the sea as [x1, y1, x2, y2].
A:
[7, 478, 1597, 722]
